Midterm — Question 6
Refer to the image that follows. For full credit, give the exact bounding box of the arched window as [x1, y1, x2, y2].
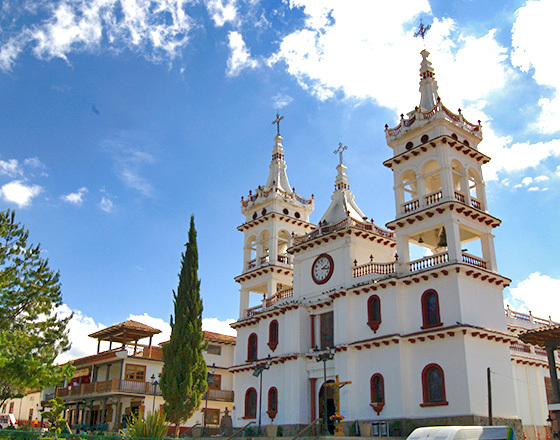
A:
[367, 295, 381, 332]
[247, 333, 258, 361]
[267, 387, 278, 421]
[370, 374, 385, 415]
[268, 320, 279, 351]
[244, 388, 257, 418]
[421, 364, 448, 407]
[421, 289, 442, 329]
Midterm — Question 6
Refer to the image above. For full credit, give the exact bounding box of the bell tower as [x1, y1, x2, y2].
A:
[235, 115, 314, 319]
[384, 49, 499, 277]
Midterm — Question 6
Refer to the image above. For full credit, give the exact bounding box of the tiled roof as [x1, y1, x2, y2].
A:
[88, 320, 162, 342]
[519, 324, 560, 347]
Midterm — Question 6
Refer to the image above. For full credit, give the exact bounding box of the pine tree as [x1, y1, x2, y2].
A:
[0, 209, 74, 406]
[160, 215, 207, 437]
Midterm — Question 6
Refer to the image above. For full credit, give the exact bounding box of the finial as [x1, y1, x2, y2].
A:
[272, 111, 284, 136]
[414, 19, 431, 41]
[333, 142, 348, 165]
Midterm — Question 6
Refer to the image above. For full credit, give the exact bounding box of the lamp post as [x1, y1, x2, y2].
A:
[253, 355, 272, 435]
[315, 345, 335, 436]
[150, 374, 160, 413]
[204, 363, 216, 437]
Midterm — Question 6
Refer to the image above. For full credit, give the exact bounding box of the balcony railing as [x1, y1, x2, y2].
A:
[353, 262, 395, 278]
[461, 252, 487, 269]
[266, 287, 293, 307]
[203, 389, 234, 402]
[408, 251, 449, 272]
[425, 190, 443, 206]
[56, 379, 162, 398]
[294, 217, 393, 246]
[403, 199, 419, 213]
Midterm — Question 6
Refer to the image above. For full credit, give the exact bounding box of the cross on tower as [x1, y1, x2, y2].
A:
[272, 112, 284, 136]
[333, 142, 348, 165]
[414, 19, 431, 40]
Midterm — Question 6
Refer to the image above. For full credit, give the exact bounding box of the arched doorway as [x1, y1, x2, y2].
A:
[318, 380, 336, 434]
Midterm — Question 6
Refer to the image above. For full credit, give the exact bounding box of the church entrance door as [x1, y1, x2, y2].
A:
[318, 380, 336, 434]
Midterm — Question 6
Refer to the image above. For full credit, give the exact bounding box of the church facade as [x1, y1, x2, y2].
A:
[230, 50, 546, 438]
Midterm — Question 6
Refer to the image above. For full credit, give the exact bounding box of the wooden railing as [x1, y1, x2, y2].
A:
[408, 252, 449, 272]
[203, 389, 234, 402]
[56, 379, 162, 398]
[353, 262, 395, 278]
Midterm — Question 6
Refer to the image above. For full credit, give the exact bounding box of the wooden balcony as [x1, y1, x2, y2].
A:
[203, 389, 234, 402]
[56, 379, 162, 399]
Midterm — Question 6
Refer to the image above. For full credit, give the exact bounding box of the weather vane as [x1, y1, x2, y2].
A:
[333, 142, 348, 165]
[272, 111, 284, 136]
[414, 19, 431, 41]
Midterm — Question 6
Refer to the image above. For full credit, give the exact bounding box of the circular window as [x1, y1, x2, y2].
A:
[405, 142, 413, 150]
[295, 212, 301, 219]
[261, 208, 267, 215]
[283, 208, 289, 215]
[421, 134, 429, 143]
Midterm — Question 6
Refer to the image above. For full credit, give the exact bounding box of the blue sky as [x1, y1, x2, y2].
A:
[1, 0, 559, 360]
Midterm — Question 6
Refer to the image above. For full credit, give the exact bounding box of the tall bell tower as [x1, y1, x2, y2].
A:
[235, 115, 314, 319]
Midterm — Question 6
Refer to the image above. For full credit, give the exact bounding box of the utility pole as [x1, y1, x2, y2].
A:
[487, 367, 493, 426]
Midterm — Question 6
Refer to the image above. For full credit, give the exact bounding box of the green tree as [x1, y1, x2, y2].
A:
[41, 397, 69, 433]
[0, 209, 74, 406]
[160, 216, 207, 437]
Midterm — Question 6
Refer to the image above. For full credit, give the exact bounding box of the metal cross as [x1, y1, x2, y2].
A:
[272, 111, 284, 136]
[333, 142, 348, 165]
[414, 20, 431, 40]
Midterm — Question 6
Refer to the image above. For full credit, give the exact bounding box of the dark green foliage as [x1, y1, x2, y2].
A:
[160, 216, 207, 437]
[0, 210, 74, 406]
[41, 397, 68, 433]
[119, 411, 168, 439]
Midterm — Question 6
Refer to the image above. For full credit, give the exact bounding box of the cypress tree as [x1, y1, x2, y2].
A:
[160, 216, 207, 437]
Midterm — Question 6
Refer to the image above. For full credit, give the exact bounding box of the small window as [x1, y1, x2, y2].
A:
[421, 289, 442, 329]
[9, 403, 14, 414]
[207, 344, 221, 355]
[125, 364, 146, 382]
[208, 374, 222, 390]
[367, 295, 381, 332]
[267, 387, 278, 421]
[370, 374, 385, 415]
[244, 388, 257, 419]
[268, 320, 279, 351]
[247, 333, 258, 361]
[204, 408, 220, 425]
[421, 364, 448, 406]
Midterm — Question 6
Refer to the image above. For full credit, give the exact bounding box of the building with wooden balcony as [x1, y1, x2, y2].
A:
[53, 320, 235, 433]
[229, 48, 552, 440]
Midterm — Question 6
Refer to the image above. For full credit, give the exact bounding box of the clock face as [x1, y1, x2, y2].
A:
[312, 254, 334, 285]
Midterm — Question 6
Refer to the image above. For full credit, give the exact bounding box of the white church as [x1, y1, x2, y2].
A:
[230, 50, 552, 439]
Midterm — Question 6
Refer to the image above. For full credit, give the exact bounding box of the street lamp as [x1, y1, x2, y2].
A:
[204, 363, 216, 437]
[315, 345, 335, 436]
[151, 374, 160, 413]
[253, 354, 272, 435]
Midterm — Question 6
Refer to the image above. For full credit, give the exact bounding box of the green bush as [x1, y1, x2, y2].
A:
[120, 412, 168, 439]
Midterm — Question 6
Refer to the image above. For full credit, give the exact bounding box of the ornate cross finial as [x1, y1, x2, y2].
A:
[333, 142, 348, 165]
[272, 111, 284, 136]
[414, 19, 431, 40]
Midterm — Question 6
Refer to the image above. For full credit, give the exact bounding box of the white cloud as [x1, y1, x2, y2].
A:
[0, 0, 197, 71]
[521, 176, 533, 186]
[102, 135, 156, 197]
[0, 159, 22, 177]
[23, 157, 45, 168]
[511, 0, 560, 134]
[128, 313, 171, 345]
[99, 195, 114, 213]
[506, 272, 560, 322]
[206, 0, 238, 27]
[202, 317, 236, 336]
[534, 175, 549, 182]
[0, 180, 42, 207]
[268, 3, 509, 113]
[527, 186, 539, 191]
[272, 93, 293, 109]
[226, 31, 258, 77]
[62, 187, 88, 205]
[56, 304, 106, 364]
